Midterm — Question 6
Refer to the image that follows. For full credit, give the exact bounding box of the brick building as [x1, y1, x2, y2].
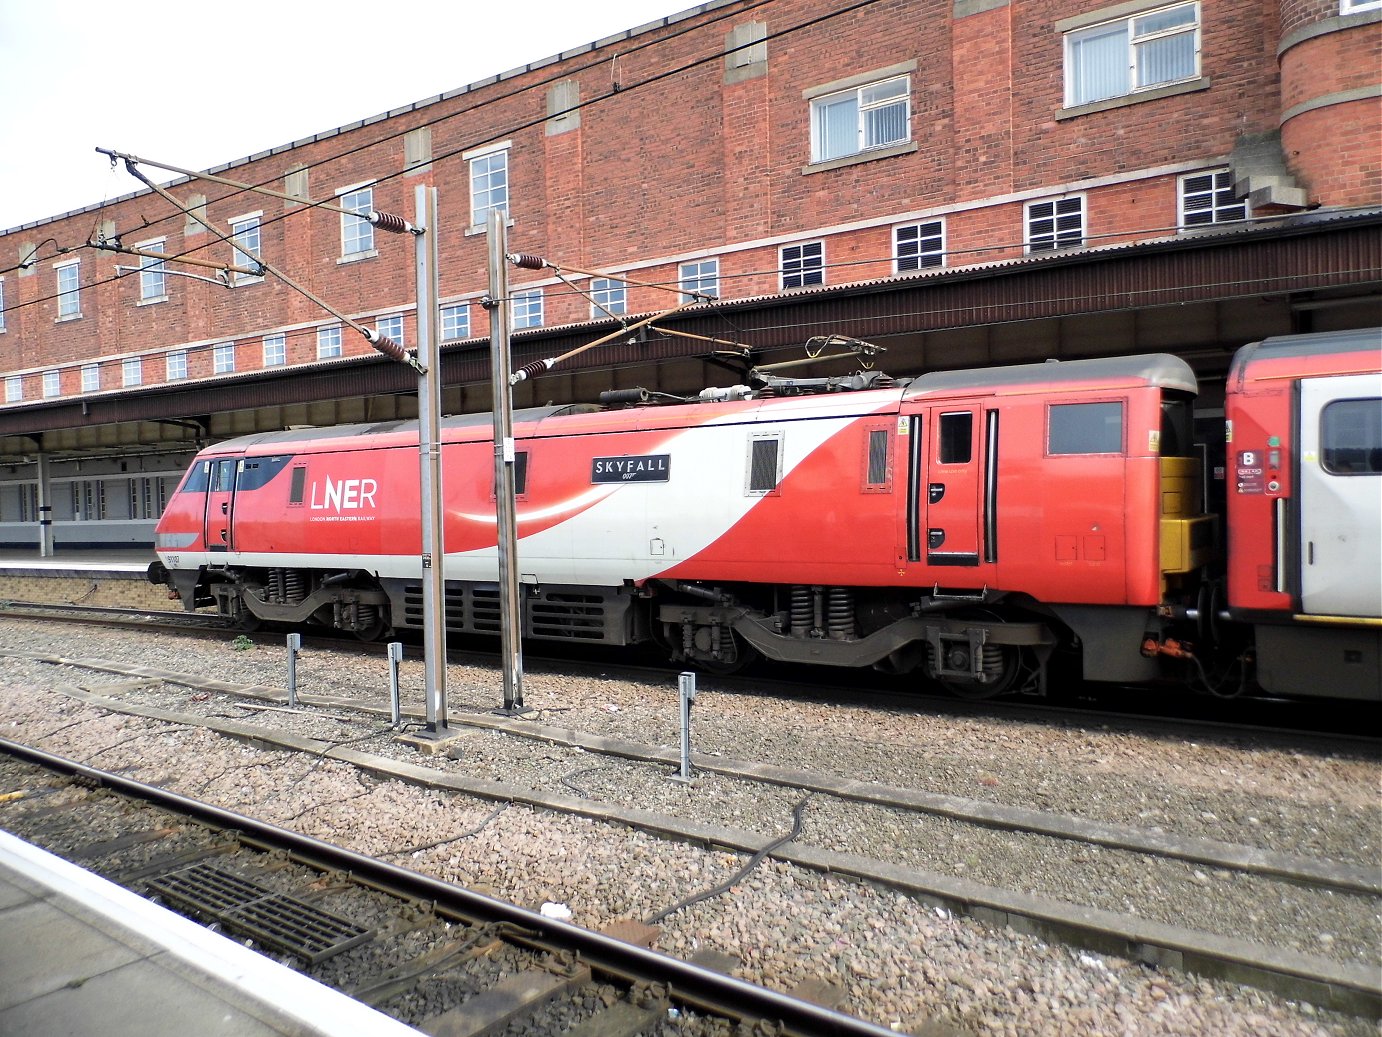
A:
[0, 0, 1377, 548]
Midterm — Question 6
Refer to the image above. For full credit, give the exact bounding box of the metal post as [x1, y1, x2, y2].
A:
[35, 451, 53, 558]
[674, 671, 697, 782]
[286, 633, 301, 707]
[416, 185, 449, 734]
[388, 641, 403, 727]
[487, 207, 525, 712]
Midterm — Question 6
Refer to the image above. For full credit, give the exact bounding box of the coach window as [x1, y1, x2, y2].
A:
[1048, 401, 1124, 455]
[1321, 399, 1382, 475]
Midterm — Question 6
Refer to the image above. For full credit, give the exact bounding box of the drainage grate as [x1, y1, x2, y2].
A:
[146, 862, 373, 964]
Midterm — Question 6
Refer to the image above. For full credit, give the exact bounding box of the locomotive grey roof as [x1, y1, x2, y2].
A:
[1246, 327, 1381, 361]
[902, 352, 1198, 398]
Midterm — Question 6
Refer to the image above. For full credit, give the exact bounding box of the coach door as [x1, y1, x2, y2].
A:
[203, 458, 239, 553]
[1298, 374, 1382, 617]
[924, 406, 983, 567]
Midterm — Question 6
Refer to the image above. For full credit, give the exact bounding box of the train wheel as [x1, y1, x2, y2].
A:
[693, 637, 760, 676]
[936, 643, 1021, 700]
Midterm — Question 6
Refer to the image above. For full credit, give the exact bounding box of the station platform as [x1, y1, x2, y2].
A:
[0, 831, 422, 1037]
[0, 547, 156, 578]
[0, 548, 172, 610]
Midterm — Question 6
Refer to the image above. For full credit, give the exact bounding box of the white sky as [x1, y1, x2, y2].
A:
[0, 0, 692, 232]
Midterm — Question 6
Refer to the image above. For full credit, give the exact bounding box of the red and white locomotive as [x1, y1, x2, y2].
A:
[149, 328, 1381, 701]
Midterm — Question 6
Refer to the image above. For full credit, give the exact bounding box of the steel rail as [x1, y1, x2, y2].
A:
[0, 736, 901, 1037]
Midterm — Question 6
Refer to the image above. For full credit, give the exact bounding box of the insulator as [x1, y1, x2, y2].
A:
[826, 587, 855, 640]
[367, 210, 414, 234]
[789, 586, 813, 637]
[510, 358, 555, 384]
[598, 387, 651, 406]
[364, 329, 409, 363]
[508, 253, 547, 270]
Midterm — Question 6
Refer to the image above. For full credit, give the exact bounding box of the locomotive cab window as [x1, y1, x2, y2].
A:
[181, 462, 211, 493]
[1321, 398, 1382, 475]
[1048, 401, 1124, 455]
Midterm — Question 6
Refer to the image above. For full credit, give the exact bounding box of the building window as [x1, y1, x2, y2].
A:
[55, 260, 80, 318]
[895, 221, 945, 272]
[137, 239, 167, 301]
[781, 241, 825, 289]
[263, 333, 286, 367]
[123, 357, 142, 387]
[42, 370, 60, 398]
[1027, 197, 1085, 252]
[81, 364, 100, 393]
[338, 185, 374, 257]
[1179, 169, 1249, 228]
[318, 325, 343, 359]
[166, 350, 188, 381]
[376, 315, 404, 348]
[811, 75, 910, 163]
[512, 288, 543, 329]
[1065, 2, 1200, 108]
[0, 276, 6, 332]
[4, 375, 20, 402]
[213, 342, 236, 375]
[468, 146, 509, 228]
[590, 278, 627, 319]
[440, 303, 470, 341]
[680, 259, 720, 302]
[230, 214, 263, 284]
[1341, 0, 1381, 11]
[72, 480, 106, 521]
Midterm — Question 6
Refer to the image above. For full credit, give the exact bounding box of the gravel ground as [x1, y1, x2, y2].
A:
[1, 618, 1378, 1037]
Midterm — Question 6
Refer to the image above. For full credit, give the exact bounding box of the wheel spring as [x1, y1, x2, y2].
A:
[826, 587, 855, 640]
[789, 586, 813, 637]
[284, 570, 306, 604]
[268, 569, 286, 604]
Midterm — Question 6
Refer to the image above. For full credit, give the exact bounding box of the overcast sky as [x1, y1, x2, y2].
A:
[0, 0, 691, 232]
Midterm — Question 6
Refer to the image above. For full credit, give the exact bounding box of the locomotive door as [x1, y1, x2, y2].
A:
[202, 458, 239, 553]
[924, 406, 982, 566]
[1297, 374, 1382, 617]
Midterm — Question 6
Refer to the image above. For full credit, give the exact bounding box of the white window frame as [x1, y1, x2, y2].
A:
[590, 278, 627, 319]
[1026, 196, 1086, 253]
[781, 241, 825, 289]
[894, 220, 946, 272]
[122, 357, 142, 387]
[136, 237, 167, 302]
[376, 315, 404, 349]
[1341, 0, 1381, 11]
[263, 333, 286, 367]
[4, 375, 21, 402]
[0, 276, 7, 332]
[810, 74, 911, 164]
[317, 325, 343, 359]
[337, 184, 375, 259]
[1178, 168, 1249, 228]
[166, 350, 188, 381]
[466, 142, 510, 230]
[1064, 2, 1201, 108]
[55, 259, 80, 319]
[679, 259, 720, 302]
[213, 342, 236, 375]
[229, 213, 263, 285]
[42, 370, 60, 398]
[511, 288, 543, 330]
[440, 303, 470, 342]
[81, 363, 100, 393]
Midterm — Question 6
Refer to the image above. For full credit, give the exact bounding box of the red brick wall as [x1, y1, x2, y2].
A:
[1, 0, 1375, 396]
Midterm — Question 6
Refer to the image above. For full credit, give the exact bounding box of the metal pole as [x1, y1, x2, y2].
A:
[675, 671, 696, 782]
[416, 185, 449, 734]
[286, 633, 301, 707]
[35, 451, 53, 558]
[487, 208, 525, 711]
[388, 641, 403, 727]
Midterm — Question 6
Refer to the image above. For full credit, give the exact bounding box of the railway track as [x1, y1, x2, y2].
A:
[0, 739, 903, 1037]
[4, 637, 1378, 1021]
